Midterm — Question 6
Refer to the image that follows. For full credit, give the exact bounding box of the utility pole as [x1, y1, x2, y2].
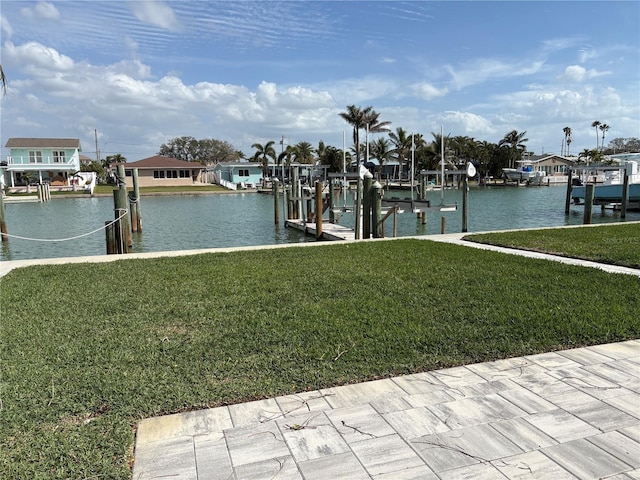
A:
[94, 129, 99, 163]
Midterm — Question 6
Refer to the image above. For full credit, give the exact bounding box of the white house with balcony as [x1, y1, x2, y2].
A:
[2, 138, 82, 189]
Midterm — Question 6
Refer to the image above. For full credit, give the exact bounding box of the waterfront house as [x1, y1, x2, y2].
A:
[208, 161, 264, 189]
[531, 154, 576, 181]
[3, 137, 82, 189]
[123, 155, 204, 187]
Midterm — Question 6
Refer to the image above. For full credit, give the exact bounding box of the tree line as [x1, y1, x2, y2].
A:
[81, 105, 639, 181]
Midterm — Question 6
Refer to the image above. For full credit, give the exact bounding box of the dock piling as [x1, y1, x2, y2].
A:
[583, 183, 594, 224]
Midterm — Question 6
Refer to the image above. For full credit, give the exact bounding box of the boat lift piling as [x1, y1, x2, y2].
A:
[0, 193, 8, 242]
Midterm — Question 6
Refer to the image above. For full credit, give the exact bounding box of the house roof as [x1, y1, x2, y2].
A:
[125, 155, 204, 169]
[212, 161, 263, 169]
[5, 138, 82, 150]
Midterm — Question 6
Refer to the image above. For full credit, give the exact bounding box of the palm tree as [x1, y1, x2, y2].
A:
[277, 145, 295, 180]
[388, 127, 412, 181]
[339, 105, 390, 165]
[251, 140, 276, 178]
[562, 127, 572, 156]
[599, 124, 610, 152]
[498, 130, 528, 168]
[370, 137, 390, 166]
[591, 120, 601, 150]
[292, 141, 314, 164]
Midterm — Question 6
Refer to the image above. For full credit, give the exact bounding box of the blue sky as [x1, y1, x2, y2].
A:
[1, 1, 639, 161]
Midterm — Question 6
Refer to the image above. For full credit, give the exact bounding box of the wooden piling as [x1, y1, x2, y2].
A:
[130, 168, 142, 232]
[0, 193, 8, 242]
[462, 176, 469, 233]
[564, 168, 573, 214]
[273, 179, 280, 224]
[621, 170, 629, 219]
[372, 181, 383, 238]
[583, 183, 594, 224]
[363, 174, 372, 239]
[315, 181, 323, 240]
[441, 216, 446, 234]
[105, 221, 117, 254]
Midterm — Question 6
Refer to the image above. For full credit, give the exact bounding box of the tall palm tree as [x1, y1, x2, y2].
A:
[599, 124, 610, 152]
[339, 105, 390, 165]
[388, 127, 412, 180]
[498, 130, 528, 168]
[591, 120, 601, 150]
[251, 140, 276, 177]
[277, 145, 295, 180]
[562, 127, 572, 156]
[370, 137, 391, 167]
[292, 141, 314, 164]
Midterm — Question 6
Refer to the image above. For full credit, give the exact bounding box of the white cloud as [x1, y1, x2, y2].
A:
[1, 14, 13, 38]
[411, 82, 448, 100]
[559, 65, 611, 82]
[440, 111, 495, 136]
[129, 1, 181, 31]
[3, 41, 74, 73]
[447, 58, 545, 90]
[20, 1, 60, 20]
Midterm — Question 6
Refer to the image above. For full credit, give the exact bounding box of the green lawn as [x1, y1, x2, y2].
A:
[1, 238, 639, 478]
[92, 184, 230, 195]
[464, 222, 640, 268]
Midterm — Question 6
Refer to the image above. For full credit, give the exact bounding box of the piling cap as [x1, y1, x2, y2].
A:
[372, 180, 382, 189]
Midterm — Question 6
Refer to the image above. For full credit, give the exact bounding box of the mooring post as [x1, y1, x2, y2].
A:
[285, 185, 292, 220]
[273, 179, 280, 224]
[420, 174, 427, 201]
[130, 168, 142, 232]
[363, 173, 372, 239]
[621, 170, 629, 219]
[105, 221, 117, 254]
[372, 180, 383, 238]
[462, 175, 469, 233]
[441, 216, 446, 234]
[583, 183, 594, 224]
[315, 181, 323, 240]
[0, 193, 8, 242]
[291, 167, 300, 220]
[354, 175, 362, 240]
[564, 168, 573, 214]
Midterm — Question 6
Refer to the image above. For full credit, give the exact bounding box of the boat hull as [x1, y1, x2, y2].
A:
[572, 183, 640, 202]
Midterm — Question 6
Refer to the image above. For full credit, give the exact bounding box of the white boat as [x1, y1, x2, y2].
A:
[502, 160, 546, 183]
[572, 161, 640, 203]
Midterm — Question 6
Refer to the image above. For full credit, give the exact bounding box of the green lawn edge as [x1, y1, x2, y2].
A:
[1, 238, 639, 478]
[463, 222, 640, 268]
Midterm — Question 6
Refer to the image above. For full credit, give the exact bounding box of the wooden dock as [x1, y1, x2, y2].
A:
[285, 219, 356, 241]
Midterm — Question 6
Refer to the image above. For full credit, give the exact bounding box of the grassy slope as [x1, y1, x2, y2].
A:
[1, 239, 639, 478]
[464, 222, 640, 268]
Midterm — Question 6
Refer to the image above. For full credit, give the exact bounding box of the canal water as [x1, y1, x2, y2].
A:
[2, 186, 638, 261]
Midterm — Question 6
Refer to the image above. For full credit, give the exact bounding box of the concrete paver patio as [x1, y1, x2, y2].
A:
[133, 340, 640, 479]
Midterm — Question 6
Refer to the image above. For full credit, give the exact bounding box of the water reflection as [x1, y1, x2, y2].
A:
[2, 187, 638, 261]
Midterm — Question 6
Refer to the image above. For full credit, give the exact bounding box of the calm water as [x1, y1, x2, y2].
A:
[2, 186, 638, 261]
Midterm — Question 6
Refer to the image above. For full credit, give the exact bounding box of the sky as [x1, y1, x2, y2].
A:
[1, 0, 639, 162]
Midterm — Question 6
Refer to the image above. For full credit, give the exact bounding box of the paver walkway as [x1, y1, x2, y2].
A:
[133, 340, 640, 479]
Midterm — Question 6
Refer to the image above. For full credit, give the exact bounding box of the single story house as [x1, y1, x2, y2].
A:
[123, 156, 204, 187]
[208, 161, 264, 188]
[2, 137, 82, 188]
[530, 154, 576, 177]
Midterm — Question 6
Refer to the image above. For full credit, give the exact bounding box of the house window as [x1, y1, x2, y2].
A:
[53, 151, 66, 163]
[29, 150, 43, 163]
[179, 170, 189, 178]
[238, 169, 249, 177]
[168, 170, 178, 178]
[153, 170, 166, 179]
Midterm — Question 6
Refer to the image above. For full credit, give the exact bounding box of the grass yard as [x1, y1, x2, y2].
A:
[464, 222, 640, 268]
[92, 184, 230, 195]
[1, 238, 639, 478]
